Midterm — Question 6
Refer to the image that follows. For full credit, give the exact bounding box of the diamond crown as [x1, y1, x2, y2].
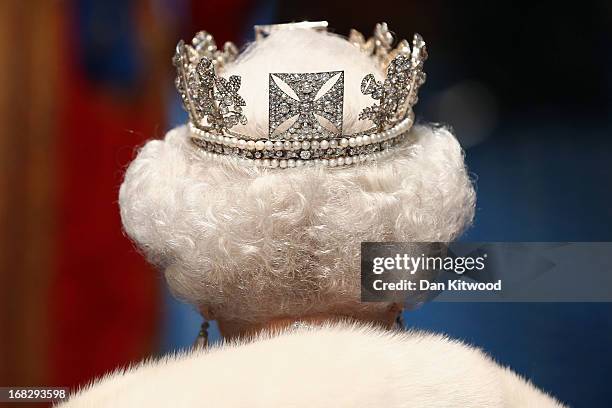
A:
[173, 22, 427, 168]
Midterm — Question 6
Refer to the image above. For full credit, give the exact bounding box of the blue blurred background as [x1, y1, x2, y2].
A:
[1, 0, 610, 406]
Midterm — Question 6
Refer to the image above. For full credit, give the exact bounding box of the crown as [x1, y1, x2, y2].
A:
[173, 22, 427, 168]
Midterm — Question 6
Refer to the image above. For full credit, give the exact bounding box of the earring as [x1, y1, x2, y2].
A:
[194, 320, 210, 348]
[395, 313, 406, 331]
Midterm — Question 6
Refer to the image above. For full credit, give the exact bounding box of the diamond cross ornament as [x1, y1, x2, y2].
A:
[268, 71, 344, 140]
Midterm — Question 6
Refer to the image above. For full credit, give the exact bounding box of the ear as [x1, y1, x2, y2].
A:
[200, 306, 216, 320]
[388, 302, 403, 314]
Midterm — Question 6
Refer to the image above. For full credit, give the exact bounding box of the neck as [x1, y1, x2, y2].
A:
[216, 307, 402, 341]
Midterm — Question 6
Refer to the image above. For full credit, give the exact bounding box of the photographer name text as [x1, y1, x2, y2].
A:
[372, 279, 502, 292]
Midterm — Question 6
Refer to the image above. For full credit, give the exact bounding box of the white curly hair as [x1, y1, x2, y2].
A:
[118, 29, 476, 323]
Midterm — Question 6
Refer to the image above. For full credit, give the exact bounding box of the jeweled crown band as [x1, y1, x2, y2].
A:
[190, 113, 413, 168]
[174, 22, 427, 168]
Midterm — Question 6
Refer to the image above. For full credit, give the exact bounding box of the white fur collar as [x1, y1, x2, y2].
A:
[58, 323, 564, 407]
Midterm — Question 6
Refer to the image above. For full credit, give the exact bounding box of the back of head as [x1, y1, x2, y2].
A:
[118, 26, 475, 324]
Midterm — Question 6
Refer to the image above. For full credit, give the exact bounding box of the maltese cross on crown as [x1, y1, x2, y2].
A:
[268, 71, 344, 140]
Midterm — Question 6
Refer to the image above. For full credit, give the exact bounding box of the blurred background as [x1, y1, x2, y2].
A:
[0, 0, 611, 406]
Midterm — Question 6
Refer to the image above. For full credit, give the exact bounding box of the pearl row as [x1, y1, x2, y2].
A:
[189, 114, 414, 152]
[193, 143, 397, 169]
